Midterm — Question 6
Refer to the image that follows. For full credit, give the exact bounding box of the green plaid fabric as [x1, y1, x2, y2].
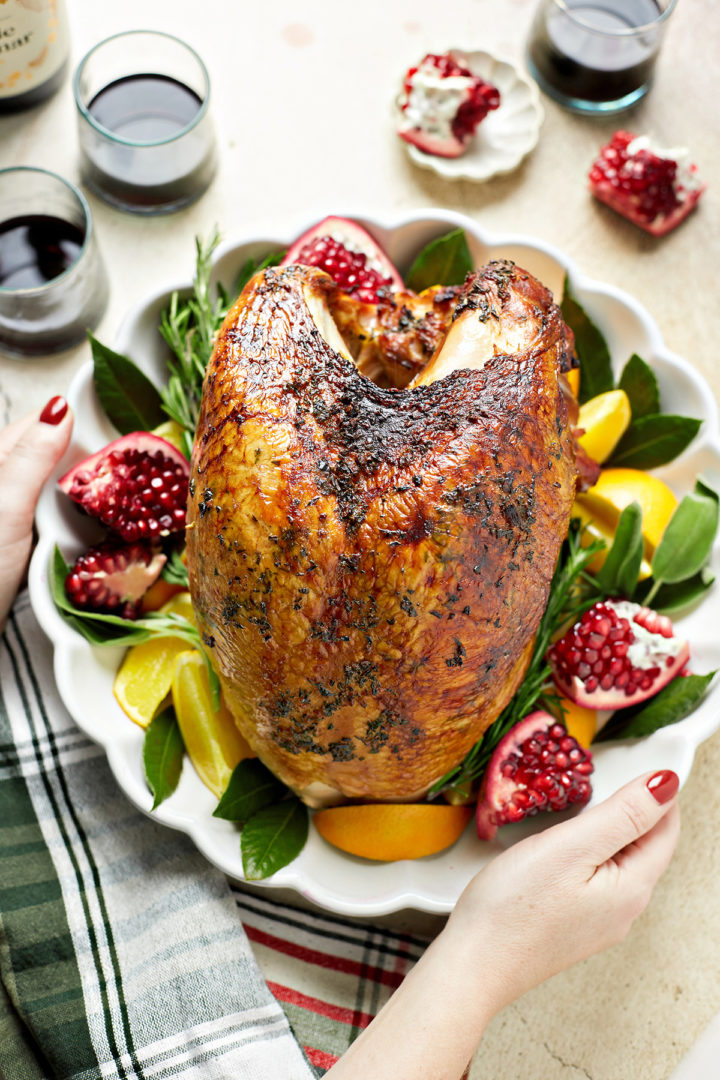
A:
[0, 594, 315, 1080]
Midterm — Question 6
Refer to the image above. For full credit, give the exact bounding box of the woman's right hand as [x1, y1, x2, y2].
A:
[447, 768, 680, 1013]
[328, 770, 680, 1080]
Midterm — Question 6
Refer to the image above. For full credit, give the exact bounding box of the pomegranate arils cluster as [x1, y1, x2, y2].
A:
[282, 216, 404, 304]
[293, 236, 395, 304]
[499, 724, 593, 822]
[476, 710, 594, 840]
[65, 541, 166, 619]
[589, 131, 705, 236]
[59, 432, 189, 543]
[548, 599, 689, 710]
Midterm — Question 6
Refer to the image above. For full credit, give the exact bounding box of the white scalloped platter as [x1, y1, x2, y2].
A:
[29, 209, 720, 917]
[397, 50, 543, 182]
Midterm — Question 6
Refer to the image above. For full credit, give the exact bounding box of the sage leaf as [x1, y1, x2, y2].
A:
[236, 250, 285, 294]
[406, 228, 473, 292]
[560, 276, 614, 404]
[596, 672, 716, 741]
[610, 414, 701, 469]
[143, 706, 185, 809]
[596, 502, 644, 597]
[634, 569, 715, 614]
[651, 481, 719, 586]
[241, 798, 309, 880]
[618, 353, 660, 419]
[89, 332, 165, 435]
[213, 759, 286, 822]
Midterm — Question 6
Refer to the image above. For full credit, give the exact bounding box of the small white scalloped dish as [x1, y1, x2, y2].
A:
[29, 209, 720, 917]
[397, 50, 543, 182]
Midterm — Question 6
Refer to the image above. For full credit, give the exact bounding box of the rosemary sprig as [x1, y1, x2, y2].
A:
[429, 522, 605, 798]
[158, 230, 231, 458]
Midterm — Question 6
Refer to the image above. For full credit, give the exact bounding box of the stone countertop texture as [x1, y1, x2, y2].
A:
[2, 1, 719, 1078]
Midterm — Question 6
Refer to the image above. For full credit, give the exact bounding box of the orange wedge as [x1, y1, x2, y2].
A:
[171, 650, 254, 797]
[140, 577, 186, 613]
[566, 368, 580, 399]
[313, 803, 473, 861]
[559, 697, 597, 748]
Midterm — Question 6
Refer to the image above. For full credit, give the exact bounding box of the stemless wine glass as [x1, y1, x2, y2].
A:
[73, 30, 217, 214]
[0, 168, 108, 357]
[526, 0, 679, 114]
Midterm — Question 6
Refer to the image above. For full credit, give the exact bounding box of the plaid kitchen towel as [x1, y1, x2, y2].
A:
[0, 593, 427, 1080]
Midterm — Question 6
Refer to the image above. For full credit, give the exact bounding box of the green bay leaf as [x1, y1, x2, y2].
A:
[213, 759, 286, 822]
[596, 672, 716, 741]
[618, 353, 660, 419]
[143, 706, 185, 809]
[610, 414, 701, 469]
[89, 332, 164, 434]
[596, 502, 643, 597]
[241, 799, 309, 880]
[560, 276, 614, 404]
[651, 483, 719, 585]
[406, 228, 473, 292]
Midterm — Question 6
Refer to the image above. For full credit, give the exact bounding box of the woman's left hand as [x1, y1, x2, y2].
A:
[0, 396, 73, 631]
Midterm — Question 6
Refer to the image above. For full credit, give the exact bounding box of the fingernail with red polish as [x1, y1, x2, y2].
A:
[647, 770, 679, 804]
[39, 396, 68, 426]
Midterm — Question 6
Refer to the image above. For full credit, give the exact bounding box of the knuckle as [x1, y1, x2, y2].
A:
[618, 797, 650, 839]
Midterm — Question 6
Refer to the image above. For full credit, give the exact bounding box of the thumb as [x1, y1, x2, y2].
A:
[562, 769, 680, 868]
[0, 397, 73, 540]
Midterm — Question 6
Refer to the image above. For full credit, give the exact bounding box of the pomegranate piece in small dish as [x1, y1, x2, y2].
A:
[58, 431, 190, 542]
[395, 50, 543, 183]
[397, 52, 500, 158]
[65, 541, 166, 620]
[476, 711, 593, 841]
[589, 131, 706, 236]
[548, 599, 690, 710]
[281, 215, 403, 303]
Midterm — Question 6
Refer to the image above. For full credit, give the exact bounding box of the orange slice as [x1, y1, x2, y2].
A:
[566, 368, 580, 399]
[313, 803, 473, 861]
[171, 650, 254, 798]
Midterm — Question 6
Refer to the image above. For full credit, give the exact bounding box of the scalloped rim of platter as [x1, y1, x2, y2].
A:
[29, 207, 720, 917]
[397, 50, 544, 181]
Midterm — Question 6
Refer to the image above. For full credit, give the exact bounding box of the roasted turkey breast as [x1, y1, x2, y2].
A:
[186, 260, 578, 806]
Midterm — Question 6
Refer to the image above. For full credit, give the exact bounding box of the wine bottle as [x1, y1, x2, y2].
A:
[0, 0, 70, 113]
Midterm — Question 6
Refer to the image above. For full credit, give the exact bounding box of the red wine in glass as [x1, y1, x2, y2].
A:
[0, 215, 84, 289]
[527, 0, 668, 112]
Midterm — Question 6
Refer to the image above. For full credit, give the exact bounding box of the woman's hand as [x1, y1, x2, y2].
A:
[0, 396, 73, 631]
[328, 769, 680, 1080]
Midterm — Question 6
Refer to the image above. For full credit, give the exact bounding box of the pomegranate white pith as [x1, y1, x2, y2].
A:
[548, 599, 689, 710]
[65, 542, 166, 619]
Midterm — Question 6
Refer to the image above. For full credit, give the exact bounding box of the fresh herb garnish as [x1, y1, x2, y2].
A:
[158, 230, 231, 458]
[143, 706, 185, 809]
[235, 250, 285, 294]
[610, 414, 702, 469]
[618, 353, 660, 419]
[89, 332, 165, 434]
[405, 227, 473, 292]
[643, 480, 719, 605]
[430, 523, 605, 797]
[560, 276, 614, 404]
[240, 798, 309, 881]
[596, 502, 644, 597]
[634, 568, 715, 615]
[213, 759, 286, 823]
[50, 544, 220, 707]
[161, 548, 190, 588]
[595, 671, 716, 742]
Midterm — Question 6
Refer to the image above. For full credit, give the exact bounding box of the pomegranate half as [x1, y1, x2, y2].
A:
[548, 599, 689, 710]
[476, 711, 593, 841]
[282, 216, 404, 303]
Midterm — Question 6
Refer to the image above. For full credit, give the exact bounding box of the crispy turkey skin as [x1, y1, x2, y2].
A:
[186, 261, 578, 806]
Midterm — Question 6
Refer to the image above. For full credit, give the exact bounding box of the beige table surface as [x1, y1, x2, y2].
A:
[2, 1, 719, 1077]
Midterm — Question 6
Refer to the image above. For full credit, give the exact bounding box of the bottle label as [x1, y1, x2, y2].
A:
[0, 0, 69, 99]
